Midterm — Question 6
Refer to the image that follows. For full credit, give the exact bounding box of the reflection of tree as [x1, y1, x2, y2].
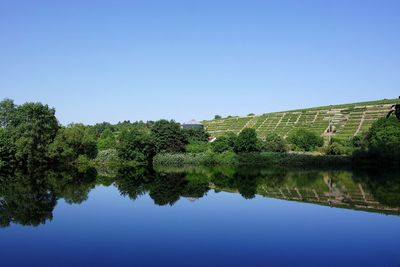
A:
[211, 167, 259, 199]
[233, 167, 260, 199]
[114, 167, 210, 206]
[0, 170, 56, 227]
[48, 168, 97, 204]
[181, 180, 209, 199]
[0, 167, 98, 228]
[114, 166, 153, 201]
[354, 169, 400, 207]
[149, 173, 187, 206]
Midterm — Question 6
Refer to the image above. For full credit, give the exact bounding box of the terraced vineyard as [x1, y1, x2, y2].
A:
[203, 98, 398, 141]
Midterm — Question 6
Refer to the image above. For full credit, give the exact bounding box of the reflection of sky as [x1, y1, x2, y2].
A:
[0, 185, 399, 267]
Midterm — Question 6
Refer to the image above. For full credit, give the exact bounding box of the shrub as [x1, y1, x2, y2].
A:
[185, 141, 210, 153]
[326, 142, 347, 155]
[288, 129, 323, 151]
[182, 128, 209, 143]
[261, 133, 287, 152]
[234, 128, 260, 153]
[97, 128, 116, 150]
[364, 117, 400, 161]
[212, 133, 237, 153]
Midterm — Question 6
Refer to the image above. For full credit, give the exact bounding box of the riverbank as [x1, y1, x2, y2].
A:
[153, 151, 352, 168]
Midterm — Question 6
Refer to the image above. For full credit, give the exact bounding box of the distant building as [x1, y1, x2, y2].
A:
[182, 119, 203, 129]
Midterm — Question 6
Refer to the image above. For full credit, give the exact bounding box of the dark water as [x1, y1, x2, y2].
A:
[0, 166, 399, 267]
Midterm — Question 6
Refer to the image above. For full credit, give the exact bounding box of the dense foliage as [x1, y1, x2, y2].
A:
[261, 133, 288, 152]
[234, 128, 260, 153]
[361, 117, 400, 163]
[211, 133, 237, 153]
[116, 127, 154, 164]
[0, 99, 60, 168]
[47, 124, 98, 163]
[288, 129, 324, 151]
[150, 120, 188, 153]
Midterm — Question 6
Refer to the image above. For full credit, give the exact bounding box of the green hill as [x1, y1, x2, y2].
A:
[203, 98, 398, 141]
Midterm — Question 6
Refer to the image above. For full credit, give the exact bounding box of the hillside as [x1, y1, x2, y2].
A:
[203, 98, 398, 141]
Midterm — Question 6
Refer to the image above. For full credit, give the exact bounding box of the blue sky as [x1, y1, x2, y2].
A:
[1, 0, 399, 125]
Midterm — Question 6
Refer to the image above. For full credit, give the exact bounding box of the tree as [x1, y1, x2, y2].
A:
[151, 120, 187, 153]
[0, 98, 15, 128]
[97, 128, 116, 150]
[89, 122, 114, 138]
[0, 128, 15, 168]
[47, 124, 97, 163]
[182, 127, 209, 143]
[116, 126, 154, 163]
[288, 129, 323, 151]
[234, 128, 260, 153]
[214, 115, 222, 120]
[211, 133, 237, 153]
[364, 117, 400, 162]
[9, 102, 59, 166]
[261, 133, 287, 152]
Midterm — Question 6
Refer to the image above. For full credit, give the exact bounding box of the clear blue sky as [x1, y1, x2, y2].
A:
[1, 0, 399, 125]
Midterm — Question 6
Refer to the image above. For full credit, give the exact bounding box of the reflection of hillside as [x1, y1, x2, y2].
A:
[256, 173, 399, 214]
[194, 167, 400, 215]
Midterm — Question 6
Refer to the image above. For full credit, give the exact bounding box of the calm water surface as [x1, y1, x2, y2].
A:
[0, 166, 399, 267]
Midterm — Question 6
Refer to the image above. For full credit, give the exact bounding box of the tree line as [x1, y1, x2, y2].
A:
[0, 98, 399, 170]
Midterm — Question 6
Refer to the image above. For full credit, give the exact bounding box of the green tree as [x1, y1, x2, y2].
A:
[326, 142, 347, 155]
[0, 128, 15, 168]
[97, 128, 115, 150]
[211, 133, 237, 153]
[9, 102, 59, 166]
[0, 98, 15, 128]
[47, 124, 97, 163]
[182, 127, 209, 143]
[214, 115, 222, 120]
[234, 128, 260, 153]
[364, 117, 400, 161]
[288, 129, 323, 151]
[116, 126, 154, 163]
[261, 133, 287, 152]
[151, 120, 187, 153]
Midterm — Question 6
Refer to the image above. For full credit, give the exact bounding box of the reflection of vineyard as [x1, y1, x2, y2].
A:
[212, 171, 400, 215]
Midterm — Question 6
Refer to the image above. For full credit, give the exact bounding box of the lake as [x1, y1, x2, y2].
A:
[0, 166, 399, 267]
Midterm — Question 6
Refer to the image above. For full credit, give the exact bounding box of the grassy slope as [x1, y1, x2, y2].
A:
[203, 98, 398, 141]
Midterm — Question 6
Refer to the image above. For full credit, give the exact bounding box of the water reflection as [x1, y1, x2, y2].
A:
[0, 167, 97, 227]
[1, 165, 399, 228]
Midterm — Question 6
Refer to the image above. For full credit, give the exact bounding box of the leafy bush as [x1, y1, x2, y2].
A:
[364, 117, 400, 161]
[261, 133, 287, 152]
[185, 141, 210, 153]
[97, 128, 116, 150]
[211, 133, 237, 153]
[182, 127, 209, 143]
[95, 148, 118, 162]
[288, 129, 323, 151]
[234, 128, 260, 153]
[326, 142, 346, 155]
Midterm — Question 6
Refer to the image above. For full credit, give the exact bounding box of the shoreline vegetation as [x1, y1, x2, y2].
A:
[152, 151, 352, 168]
[0, 98, 399, 172]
